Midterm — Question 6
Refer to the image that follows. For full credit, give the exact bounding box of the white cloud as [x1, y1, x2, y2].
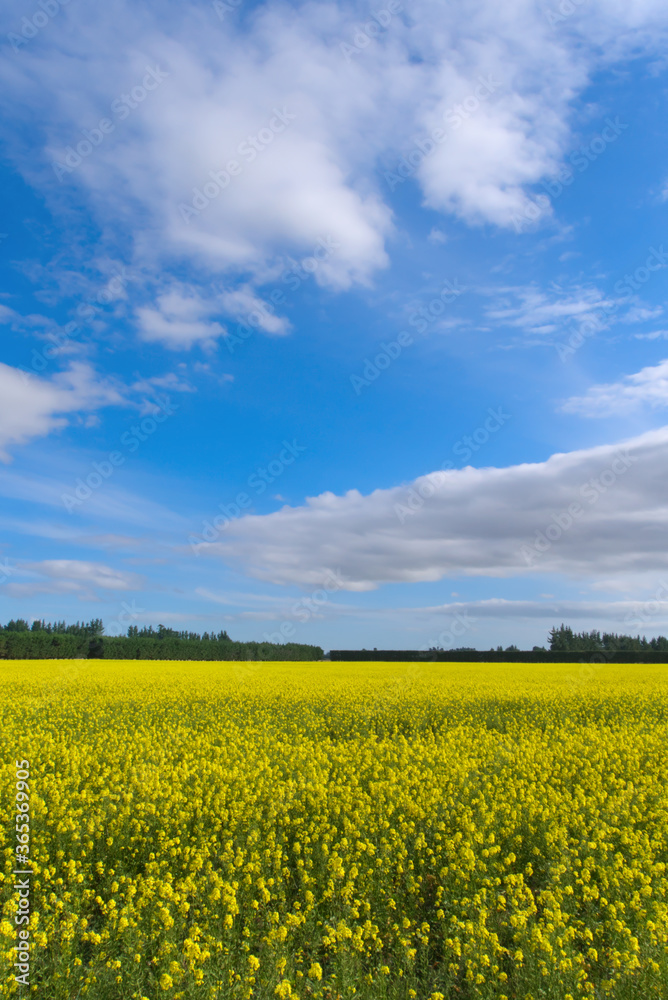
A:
[1, 0, 667, 337]
[635, 329, 668, 340]
[0, 303, 54, 330]
[485, 284, 616, 335]
[7, 559, 141, 599]
[622, 304, 663, 323]
[217, 286, 291, 336]
[136, 287, 226, 349]
[407, 597, 668, 622]
[135, 283, 292, 349]
[427, 227, 448, 244]
[130, 370, 197, 413]
[205, 426, 668, 589]
[0, 362, 124, 461]
[29, 559, 139, 589]
[179, 586, 668, 648]
[415, 77, 567, 229]
[562, 360, 668, 416]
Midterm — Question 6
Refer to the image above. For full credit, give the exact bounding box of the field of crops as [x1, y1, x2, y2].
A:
[1, 659, 668, 1000]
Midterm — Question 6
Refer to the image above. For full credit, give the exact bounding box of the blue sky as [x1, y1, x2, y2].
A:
[2, 0, 668, 651]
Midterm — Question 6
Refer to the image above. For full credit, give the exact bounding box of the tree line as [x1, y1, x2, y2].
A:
[426, 625, 668, 654]
[546, 624, 668, 653]
[0, 618, 323, 660]
[1, 617, 665, 660]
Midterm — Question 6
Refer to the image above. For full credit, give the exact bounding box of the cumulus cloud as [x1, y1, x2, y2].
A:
[135, 283, 293, 348]
[562, 360, 668, 416]
[136, 287, 226, 349]
[0, 362, 124, 461]
[204, 427, 668, 589]
[1, 0, 667, 338]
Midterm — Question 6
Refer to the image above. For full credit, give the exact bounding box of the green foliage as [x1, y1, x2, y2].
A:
[99, 637, 322, 661]
[27, 618, 104, 636]
[548, 622, 668, 652]
[0, 618, 322, 660]
[4, 618, 30, 632]
[126, 624, 231, 641]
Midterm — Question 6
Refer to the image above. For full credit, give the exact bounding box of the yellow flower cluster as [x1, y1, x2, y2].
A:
[1, 658, 668, 1000]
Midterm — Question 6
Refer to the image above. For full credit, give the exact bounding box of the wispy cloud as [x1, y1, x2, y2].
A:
[635, 329, 668, 341]
[7, 559, 142, 599]
[0, 362, 125, 461]
[562, 360, 668, 417]
[622, 305, 663, 324]
[484, 284, 616, 336]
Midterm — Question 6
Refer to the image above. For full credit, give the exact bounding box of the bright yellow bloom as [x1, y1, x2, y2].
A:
[2, 657, 667, 999]
[308, 962, 322, 980]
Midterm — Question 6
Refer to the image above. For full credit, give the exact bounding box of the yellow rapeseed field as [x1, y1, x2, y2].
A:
[1, 659, 668, 1000]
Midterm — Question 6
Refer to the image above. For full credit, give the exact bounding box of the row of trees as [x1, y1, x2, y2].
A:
[547, 624, 668, 652]
[127, 624, 231, 642]
[430, 626, 668, 654]
[0, 618, 322, 660]
[3, 618, 104, 636]
[411, 625, 668, 657]
[2, 617, 666, 659]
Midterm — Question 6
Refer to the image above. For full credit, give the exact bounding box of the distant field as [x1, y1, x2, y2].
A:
[1, 660, 667, 999]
